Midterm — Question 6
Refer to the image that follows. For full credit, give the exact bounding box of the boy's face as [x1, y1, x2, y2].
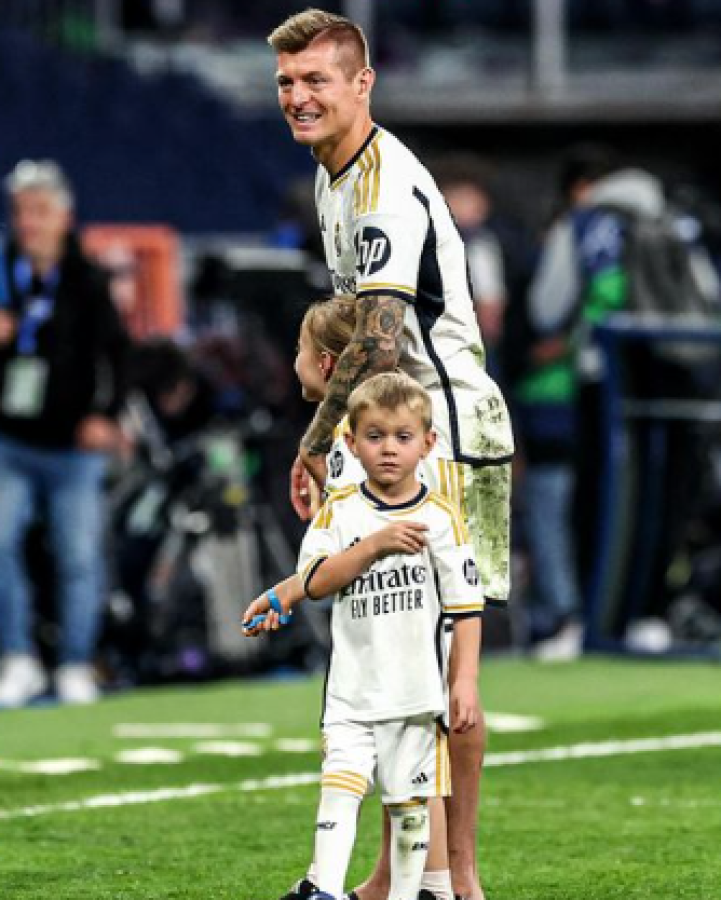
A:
[346, 404, 435, 492]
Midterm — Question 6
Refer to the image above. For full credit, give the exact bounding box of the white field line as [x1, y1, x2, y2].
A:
[274, 739, 319, 753]
[0, 758, 101, 775]
[485, 713, 545, 733]
[484, 732, 721, 767]
[2, 732, 721, 821]
[114, 723, 272, 739]
[115, 749, 185, 765]
[193, 741, 262, 757]
[0, 772, 321, 821]
[114, 717, 542, 738]
[631, 797, 721, 808]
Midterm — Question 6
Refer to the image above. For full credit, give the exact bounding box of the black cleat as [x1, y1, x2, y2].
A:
[418, 893, 444, 900]
[278, 879, 318, 900]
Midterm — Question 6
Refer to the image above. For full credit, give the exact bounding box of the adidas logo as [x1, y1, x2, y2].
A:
[411, 772, 428, 785]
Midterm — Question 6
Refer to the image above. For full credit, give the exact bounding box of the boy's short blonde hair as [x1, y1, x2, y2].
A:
[268, 8, 369, 76]
[301, 295, 356, 359]
[348, 372, 433, 433]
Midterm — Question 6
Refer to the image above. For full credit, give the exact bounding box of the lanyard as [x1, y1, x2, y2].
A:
[11, 256, 59, 356]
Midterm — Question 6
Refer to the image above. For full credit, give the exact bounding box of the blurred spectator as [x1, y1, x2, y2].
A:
[435, 156, 508, 380]
[0, 160, 128, 707]
[525, 144, 720, 648]
[128, 338, 217, 445]
[509, 150, 612, 659]
[101, 242, 140, 322]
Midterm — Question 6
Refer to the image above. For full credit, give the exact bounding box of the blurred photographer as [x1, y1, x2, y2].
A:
[0, 161, 128, 707]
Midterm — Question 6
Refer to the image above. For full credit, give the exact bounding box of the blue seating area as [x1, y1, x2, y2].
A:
[0, 31, 314, 232]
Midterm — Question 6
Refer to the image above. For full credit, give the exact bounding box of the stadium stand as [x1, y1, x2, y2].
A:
[0, 29, 314, 233]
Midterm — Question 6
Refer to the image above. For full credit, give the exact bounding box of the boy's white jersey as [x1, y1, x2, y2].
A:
[315, 125, 514, 466]
[298, 483, 483, 726]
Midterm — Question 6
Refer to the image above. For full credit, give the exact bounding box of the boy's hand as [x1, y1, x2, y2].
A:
[450, 676, 479, 733]
[241, 593, 289, 636]
[370, 521, 428, 558]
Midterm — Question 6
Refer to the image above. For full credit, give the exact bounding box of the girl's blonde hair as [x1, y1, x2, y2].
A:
[301, 295, 357, 359]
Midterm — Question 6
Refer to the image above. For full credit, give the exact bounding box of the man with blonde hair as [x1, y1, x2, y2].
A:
[269, 10, 514, 900]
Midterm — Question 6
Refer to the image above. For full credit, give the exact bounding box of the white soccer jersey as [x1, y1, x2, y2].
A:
[325, 416, 366, 495]
[297, 483, 483, 726]
[315, 125, 514, 465]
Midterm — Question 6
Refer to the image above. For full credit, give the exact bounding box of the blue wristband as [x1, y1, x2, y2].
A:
[267, 588, 283, 615]
[242, 588, 293, 632]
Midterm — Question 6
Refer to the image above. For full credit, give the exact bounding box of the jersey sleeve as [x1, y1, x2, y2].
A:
[428, 503, 485, 618]
[353, 207, 427, 303]
[297, 501, 343, 596]
[325, 417, 366, 494]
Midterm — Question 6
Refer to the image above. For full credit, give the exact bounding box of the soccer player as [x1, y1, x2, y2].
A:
[268, 10, 514, 900]
[243, 373, 483, 900]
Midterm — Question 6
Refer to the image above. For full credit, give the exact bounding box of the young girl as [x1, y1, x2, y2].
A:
[293, 295, 365, 505]
[244, 297, 455, 900]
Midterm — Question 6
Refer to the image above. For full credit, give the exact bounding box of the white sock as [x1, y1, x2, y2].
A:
[306, 862, 318, 885]
[314, 789, 362, 899]
[420, 869, 454, 900]
[388, 802, 430, 900]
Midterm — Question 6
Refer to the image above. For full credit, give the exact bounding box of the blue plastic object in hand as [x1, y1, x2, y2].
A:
[242, 588, 292, 632]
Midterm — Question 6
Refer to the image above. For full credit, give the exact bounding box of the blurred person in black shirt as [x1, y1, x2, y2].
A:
[0, 161, 128, 707]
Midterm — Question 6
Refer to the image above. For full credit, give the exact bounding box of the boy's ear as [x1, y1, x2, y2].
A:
[344, 430, 359, 458]
[421, 428, 437, 459]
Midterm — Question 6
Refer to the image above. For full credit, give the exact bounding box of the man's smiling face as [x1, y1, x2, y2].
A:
[276, 39, 365, 154]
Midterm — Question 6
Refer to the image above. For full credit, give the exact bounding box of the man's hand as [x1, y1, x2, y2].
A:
[450, 675, 479, 734]
[76, 415, 118, 451]
[369, 521, 429, 558]
[290, 454, 313, 521]
[0, 311, 16, 346]
[299, 445, 327, 491]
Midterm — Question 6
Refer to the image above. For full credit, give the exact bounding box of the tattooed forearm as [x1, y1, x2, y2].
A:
[301, 293, 406, 455]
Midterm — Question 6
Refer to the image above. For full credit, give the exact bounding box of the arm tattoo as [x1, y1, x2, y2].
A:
[302, 293, 406, 455]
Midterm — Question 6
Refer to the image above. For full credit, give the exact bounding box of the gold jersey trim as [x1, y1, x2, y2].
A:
[352, 133, 382, 217]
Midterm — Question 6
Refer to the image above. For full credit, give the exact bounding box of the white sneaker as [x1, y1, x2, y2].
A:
[0, 654, 48, 708]
[533, 622, 584, 662]
[625, 617, 673, 654]
[55, 664, 100, 705]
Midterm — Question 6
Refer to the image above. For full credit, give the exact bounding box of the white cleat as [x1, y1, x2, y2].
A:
[55, 664, 100, 705]
[0, 654, 48, 708]
[533, 621, 584, 662]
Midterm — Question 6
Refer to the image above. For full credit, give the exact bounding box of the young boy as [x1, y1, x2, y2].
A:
[243, 373, 483, 900]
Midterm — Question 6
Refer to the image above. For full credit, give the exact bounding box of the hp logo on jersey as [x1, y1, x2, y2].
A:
[328, 448, 344, 480]
[463, 558, 480, 586]
[355, 226, 392, 277]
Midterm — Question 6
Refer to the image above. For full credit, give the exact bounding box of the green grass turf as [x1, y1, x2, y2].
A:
[1, 658, 720, 899]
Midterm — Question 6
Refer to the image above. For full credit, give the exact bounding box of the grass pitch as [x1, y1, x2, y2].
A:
[1, 658, 720, 900]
